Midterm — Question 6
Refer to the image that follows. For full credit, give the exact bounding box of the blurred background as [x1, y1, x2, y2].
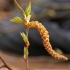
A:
[0, 0, 70, 70]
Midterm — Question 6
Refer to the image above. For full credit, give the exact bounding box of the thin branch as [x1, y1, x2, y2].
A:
[0, 65, 5, 68]
[26, 28, 29, 70]
[26, 28, 29, 38]
[0, 56, 13, 70]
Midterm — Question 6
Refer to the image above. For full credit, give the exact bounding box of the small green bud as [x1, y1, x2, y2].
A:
[20, 32, 28, 43]
[24, 46, 27, 60]
[25, 1, 31, 17]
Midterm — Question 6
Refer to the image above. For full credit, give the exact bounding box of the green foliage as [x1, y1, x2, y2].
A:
[24, 46, 27, 60]
[20, 32, 28, 43]
[10, 1, 31, 24]
[10, 16, 23, 23]
[55, 48, 63, 54]
[14, 0, 26, 17]
[24, 46, 27, 54]
[14, 0, 31, 17]
[25, 1, 31, 17]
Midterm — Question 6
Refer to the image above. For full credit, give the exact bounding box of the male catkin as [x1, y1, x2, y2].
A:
[24, 20, 68, 60]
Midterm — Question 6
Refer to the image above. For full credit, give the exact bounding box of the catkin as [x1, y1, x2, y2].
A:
[24, 20, 68, 60]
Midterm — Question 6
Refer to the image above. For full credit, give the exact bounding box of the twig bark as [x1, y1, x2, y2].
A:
[26, 28, 29, 70]
[0, 56, 13, 70]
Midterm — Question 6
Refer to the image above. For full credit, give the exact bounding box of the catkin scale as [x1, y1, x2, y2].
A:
[24, 20, 68, 60]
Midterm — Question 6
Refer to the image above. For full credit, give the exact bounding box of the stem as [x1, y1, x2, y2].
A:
[0, 56, 13, 70]
[26, 28, 29, 70]
[0, 65, 5, 68]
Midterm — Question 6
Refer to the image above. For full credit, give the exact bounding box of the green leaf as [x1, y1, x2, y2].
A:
[55, 48, 63, 54]
[24, 46, 27, 60]
[20, 32, 28, 43]
[24, 46, 27, 55]
[25, 1, 31, 17]
[10, 16, 23, 23]
[14, 0, 26, 17]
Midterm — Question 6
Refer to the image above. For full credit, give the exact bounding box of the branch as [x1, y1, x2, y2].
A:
[25, 28, 29, 70]
[0, 56, 13, 70]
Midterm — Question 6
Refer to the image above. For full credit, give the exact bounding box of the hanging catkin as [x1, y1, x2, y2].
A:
[24, 19, 68, 60]
[13, 0, 68, 61]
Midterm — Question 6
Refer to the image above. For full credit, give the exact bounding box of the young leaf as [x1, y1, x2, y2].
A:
[25, 1, 31, 17]
[10, 16, 23, 23]
[25, 15, 31, 22]
[20, 32, 28, 43]
[14, 0, 26, 17]
[24, 46, 27, 60]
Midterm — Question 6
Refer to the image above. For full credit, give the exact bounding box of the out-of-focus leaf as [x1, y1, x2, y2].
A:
[25, 1, 31, 17]
[10, 16, 23, 23]
[20, 32, 28, 43]
[55, 48, 63, 54]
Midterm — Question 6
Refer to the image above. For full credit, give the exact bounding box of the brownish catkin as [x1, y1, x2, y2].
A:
[24, 20, 68, 60]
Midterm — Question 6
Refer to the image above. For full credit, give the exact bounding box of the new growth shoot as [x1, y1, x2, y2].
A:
[10, 0, 68, 70]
